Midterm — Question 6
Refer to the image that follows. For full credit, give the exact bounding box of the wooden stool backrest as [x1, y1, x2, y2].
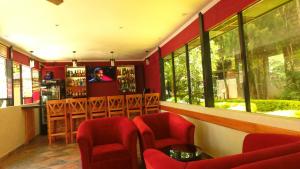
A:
[144, 93, 160, 107]
[126, 94, 142, 110]
[107, 95, 124, 111]
[66, 98, 87, 115]
[88, 97, 106, 113]
[46, 99, 66, 117]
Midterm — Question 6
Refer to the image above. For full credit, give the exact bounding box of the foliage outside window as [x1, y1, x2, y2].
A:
[244, 0, 300, 118]
[0, 57, 8, 108]
[189, 37, 205, 105]
[164, 55, 175, 102]
[210, 16, 245, 111]
[174, 47, 189, 104]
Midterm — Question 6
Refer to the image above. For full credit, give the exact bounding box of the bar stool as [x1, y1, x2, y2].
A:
[46, 99, 68, 144]
[67, 98, 88, 143]
[88, 97, 107, 119]
[144, 93, 160, 114]
[126, 94, 142, 118]
[107, 95, 125, 117]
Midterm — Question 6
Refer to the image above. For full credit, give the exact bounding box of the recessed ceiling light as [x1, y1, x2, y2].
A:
[182, 12, 188, 16]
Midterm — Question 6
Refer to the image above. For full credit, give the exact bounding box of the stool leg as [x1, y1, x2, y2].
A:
[48, 119, 52, 145]
[64, 116, 68, 144]
[70, 117, 74, 143]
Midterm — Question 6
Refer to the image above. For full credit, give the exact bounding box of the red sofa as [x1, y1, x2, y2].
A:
[133, 112, 195, 152]
[144, 133, 300, 169]
[77, 117, 138, 169]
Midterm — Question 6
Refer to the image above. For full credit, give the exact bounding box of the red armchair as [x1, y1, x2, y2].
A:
[133, 112, 195, 152]
[77, 117, 138, 169]
[232, 152, 300, 169]
[144, 133, 300, 169]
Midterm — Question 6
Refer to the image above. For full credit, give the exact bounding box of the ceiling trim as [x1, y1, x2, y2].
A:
[145, 47, 159, 59]
[144, 0, 220, 60]
[43, 59, 145, 63]
[0, 37, 45, 62]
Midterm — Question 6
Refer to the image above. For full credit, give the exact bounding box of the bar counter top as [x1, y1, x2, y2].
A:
[21, 103, 41, 109]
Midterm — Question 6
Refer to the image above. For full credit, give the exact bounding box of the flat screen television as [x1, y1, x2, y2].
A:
[87, 66, 116, 82]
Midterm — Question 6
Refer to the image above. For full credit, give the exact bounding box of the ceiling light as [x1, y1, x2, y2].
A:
[181, 12, 188, 16]
[30, 51, 35, 68]
[110, 51, 115, 67]
[72, 51, 77, 67]
[47, 0, 63, 5]
[145, 50, 150, 66]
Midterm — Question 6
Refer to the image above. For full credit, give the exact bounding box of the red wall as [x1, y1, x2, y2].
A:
[144, 51, 161, 94]
[145, 0, 259, 96]
[42, 61, 145, 97]
[203, 0, 257, 31]
[12, 50, 40, 69]
[13, 50, 30, 66]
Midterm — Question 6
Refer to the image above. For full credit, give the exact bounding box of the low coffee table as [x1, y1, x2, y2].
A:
[161, 144, 210, 162]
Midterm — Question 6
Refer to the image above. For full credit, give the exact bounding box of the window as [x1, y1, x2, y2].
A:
[244, 0, 300, 118]
[22, 65, 33, 104]
[0, 57, 8, 108]
[174, 46, 189, 103]
[188, 37, 205, 105]
[32, 69, 40, 103]
[210, 16, 245, 111]
[164, 55, 175, 102]
[13, 62, 21, 106]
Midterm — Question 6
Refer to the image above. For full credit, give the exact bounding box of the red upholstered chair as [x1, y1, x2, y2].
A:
[133, 112, 195, 152]
[77, 117, 138, 169]
[143, 133, 300, 169]
[232, 152, 300, 169]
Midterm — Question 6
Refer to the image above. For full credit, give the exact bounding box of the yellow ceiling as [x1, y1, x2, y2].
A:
[0, 0, 212, 61]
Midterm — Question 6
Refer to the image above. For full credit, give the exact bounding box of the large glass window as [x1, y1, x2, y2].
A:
[32, 69, 40, 103]
[188, 37, 205, 105]
[13, 62, 21, 106]
[164, 55, 175, 102]
[174, 47, 189, 103]
[244, 0, 300, 118]
[210, 16, 245, 111]
[22, 65, 33, 104]
[0, 57, 8, 108]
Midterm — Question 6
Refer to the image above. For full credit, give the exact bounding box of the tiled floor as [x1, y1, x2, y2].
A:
[0, 137, 81, 169]
[0, 136, 144, 169]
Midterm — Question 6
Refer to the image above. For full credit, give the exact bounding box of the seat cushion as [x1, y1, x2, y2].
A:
[92, 143, 130, 163]
[155, 138, 183, 149]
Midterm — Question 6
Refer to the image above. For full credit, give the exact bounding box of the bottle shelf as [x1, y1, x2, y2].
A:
[65, 66, 87, 98]
[117, 65, 136, 93]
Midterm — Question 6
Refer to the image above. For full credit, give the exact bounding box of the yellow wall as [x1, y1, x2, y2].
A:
[161, 101, 300, 157]
[0, 106, 40, 158]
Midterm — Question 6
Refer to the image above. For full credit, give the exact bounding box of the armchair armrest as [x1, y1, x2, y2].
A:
[119, 119, 137, 149]
[118, 119, 138, 169]
[232, 152, 300, 169]
[169, 113, 195, 144]
[133, 116, 155, 150]
[144, 149, 186, 169]
[77, 121, 94, 169]
[243, 133, 300, 153]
